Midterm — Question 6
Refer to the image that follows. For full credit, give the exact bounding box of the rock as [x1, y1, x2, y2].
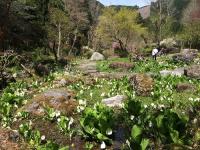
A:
[58, 57, 68, 66]
[176, 83, 195, 92]
[0, 72, 16, 90]
[130, 74, 154, 96]
[34, 63, 50, 76]
[160, 68, 185, 77]
[57, 79, 67, 86]
[102, 95, 126, 107]
[181, 49, 198, 54]
[184, 65, 200, 79]
[109, 62, 134, 70]
[23, 89, 77, 116]
[90, 52, 105, 61]
[90, 72, 135, 79]
[160, 47, 180, 54]
[77, 60, 97, 74]
[172, 53, 197, 63]
[9, 130, 20, 142]
[0, 128, 28, 150]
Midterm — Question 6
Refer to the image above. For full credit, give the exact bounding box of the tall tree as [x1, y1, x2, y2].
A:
[95, 8, 146, 52]
[148, 0, 190, 44]
[47, 6, 69, 59]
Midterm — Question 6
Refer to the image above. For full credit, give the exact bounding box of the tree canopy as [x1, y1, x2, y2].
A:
[95, 8, 147, 51]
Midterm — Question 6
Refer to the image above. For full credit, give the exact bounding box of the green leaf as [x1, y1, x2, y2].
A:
[170, 129, 180, 143]
[195, 131, 200, 141]
[156, 115, 164, 128]
[96, 132, 112, 144]
[131, 125, 142, 142]
[140, 139, 149, 150]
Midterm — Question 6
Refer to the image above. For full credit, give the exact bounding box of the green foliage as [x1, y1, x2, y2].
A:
[123, 97, 193, 149]
[1, 56, 200, 149]
[0, 81, 28, 126]
[97, 57, 187, 74]
[19, 121, 70, 149]
[153, 109, 189, 144]
[95, 7, 146, 51]
[178, 21, 200, 48]
[80, 104, 115, 144]
[129, 125, 149, 150]
[84, 142, 94, 150]
[147, 0, 190, 42]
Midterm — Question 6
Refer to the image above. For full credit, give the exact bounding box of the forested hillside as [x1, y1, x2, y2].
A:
[0, 0, 103, 53]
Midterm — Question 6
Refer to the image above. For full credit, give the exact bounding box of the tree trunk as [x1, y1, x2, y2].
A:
[52, 41, 57, 62]
[57, 23, 61, 59]
[68, 29, 78, 56]
[0, 0, 12, 50]
[159, 0, 162, 45]
[118, 39, 125, 51]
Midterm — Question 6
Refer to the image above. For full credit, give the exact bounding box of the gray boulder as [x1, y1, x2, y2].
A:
[181, 49, 198, 54]
[102, 95, 126, 107]
[130, 74, 154, 97]
[184, 65, 200, 79]
[172, 52, 198, 64]
[90, 52, 105, 61]
[161, 47, 180, 54]
[23, 89, 77, 116]
[176, 83, 195, 92]
[160, 68, 185, 77]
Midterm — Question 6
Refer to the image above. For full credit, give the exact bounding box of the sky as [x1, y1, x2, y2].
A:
[98, 0, 152, 7]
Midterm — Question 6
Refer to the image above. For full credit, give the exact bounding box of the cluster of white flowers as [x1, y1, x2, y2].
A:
[14, 89, 26, 97]
[158, 104, 165, 109]
[189, 97, 200, 102]
[151, 103, 157, 109]
[101, 92, 106, 97]
[96, 84, 103, 88]
[77, 99, 87, 113]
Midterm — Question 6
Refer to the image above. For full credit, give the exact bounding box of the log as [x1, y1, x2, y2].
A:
[20, 64, 34, 77]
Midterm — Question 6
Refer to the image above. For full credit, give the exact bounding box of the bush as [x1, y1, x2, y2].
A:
[160, 38, 177, 48]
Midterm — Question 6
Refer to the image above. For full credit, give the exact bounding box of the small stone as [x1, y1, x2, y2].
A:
[160, 68, 185, 77]
[102, 95, 126, 107]
[58, 79, 67, 86]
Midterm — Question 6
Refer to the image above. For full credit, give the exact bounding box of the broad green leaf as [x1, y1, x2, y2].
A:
[140, 139, 149, 150]
[156, 115, 164, 128]
[170, 129, 180, 143]
[131, 125, 142, 141]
